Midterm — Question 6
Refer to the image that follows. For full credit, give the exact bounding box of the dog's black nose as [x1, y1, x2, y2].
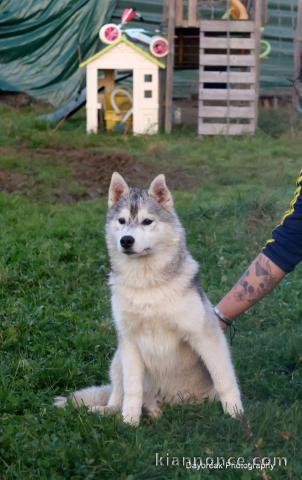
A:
[120, 235, 135, 250]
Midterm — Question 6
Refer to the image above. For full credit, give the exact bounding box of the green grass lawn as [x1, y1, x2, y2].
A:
[0, 105, 301, 479]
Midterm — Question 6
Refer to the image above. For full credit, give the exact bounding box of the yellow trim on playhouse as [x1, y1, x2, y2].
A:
[80, 36, 165, 70]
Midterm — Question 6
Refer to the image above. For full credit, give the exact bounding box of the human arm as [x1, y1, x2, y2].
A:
[216, 253, 286, 331]
[216, 168, 302, 331]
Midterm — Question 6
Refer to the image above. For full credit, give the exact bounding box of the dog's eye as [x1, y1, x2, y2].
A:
[142, 219, 153, 226]
[118, 218, 126, 225]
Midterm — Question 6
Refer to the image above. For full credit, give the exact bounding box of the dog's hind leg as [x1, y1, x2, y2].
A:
[143, 399, 162, 420]
[54, 384, 112, 409]
[88, 350, 124, 415]
[106, 348, 123, 411]
[54, 351, 123, 416]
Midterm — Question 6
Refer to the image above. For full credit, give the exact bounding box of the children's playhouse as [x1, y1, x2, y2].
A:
[80, 36, 165, 135]
[81, 1, 266, 137]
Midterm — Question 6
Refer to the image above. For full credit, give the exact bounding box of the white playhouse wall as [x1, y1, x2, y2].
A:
[86, 42, 160, 135]
[133, 67, 159, 135]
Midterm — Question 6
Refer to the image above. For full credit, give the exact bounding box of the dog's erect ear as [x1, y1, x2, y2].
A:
[148, 174, 173, 210]
[108, 172, 129, 207]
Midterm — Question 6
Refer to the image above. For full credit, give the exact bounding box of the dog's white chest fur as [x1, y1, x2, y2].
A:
[112, 283, 187, 365]
[111, 268, 212, 402]
[111, 254, 202, 321]
[135, 324, 179, 368]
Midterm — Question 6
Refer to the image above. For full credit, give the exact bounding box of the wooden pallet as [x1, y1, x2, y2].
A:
[198, 20, 260, 136]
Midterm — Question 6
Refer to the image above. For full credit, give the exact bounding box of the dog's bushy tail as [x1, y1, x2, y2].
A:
[54, 385, 112, 409]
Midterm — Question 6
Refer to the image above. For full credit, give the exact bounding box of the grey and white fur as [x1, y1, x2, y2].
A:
[54, 172, 243, 425]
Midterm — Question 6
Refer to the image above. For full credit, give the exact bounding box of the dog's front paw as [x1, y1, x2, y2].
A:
[221, 390, 244, 418]
[122, 407, 141, 426]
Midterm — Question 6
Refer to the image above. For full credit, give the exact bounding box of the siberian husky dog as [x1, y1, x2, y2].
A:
[55, 172, 243, 426]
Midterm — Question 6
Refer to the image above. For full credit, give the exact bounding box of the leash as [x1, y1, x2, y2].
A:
[228, 322, 237, 345]
[213, 306, 237, 345]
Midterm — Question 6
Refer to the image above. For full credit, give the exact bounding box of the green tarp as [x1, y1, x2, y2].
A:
[0, 0, 298, 108]
[0, 0, 117, 106]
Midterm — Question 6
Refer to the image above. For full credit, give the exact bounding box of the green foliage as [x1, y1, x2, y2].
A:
[0, 106, 301, 479]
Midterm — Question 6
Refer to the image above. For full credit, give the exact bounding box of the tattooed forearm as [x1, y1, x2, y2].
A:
[217, 253, 286, 322]
[232, 254, 280, 305]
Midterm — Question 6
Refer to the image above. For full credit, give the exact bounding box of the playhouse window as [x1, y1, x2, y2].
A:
[144, 90, 152, 98]
[144, 74, 152, 83]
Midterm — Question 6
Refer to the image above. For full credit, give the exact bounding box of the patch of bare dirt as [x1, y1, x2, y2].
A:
[0, 169, 34, 193]
[0, 146, 198, 203]
[70, 151, 197, 198]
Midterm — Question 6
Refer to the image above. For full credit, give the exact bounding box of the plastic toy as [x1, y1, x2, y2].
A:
[260, 36, 271, 60]
[99, 8, 169, 58]
[223, 0, 249, 20]
[104, 86, 133, 131]
[224, 2, 271, 60]
[230, 0, 249, 20]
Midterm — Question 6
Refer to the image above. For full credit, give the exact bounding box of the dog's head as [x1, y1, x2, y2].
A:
[106, 172, 182, 258]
